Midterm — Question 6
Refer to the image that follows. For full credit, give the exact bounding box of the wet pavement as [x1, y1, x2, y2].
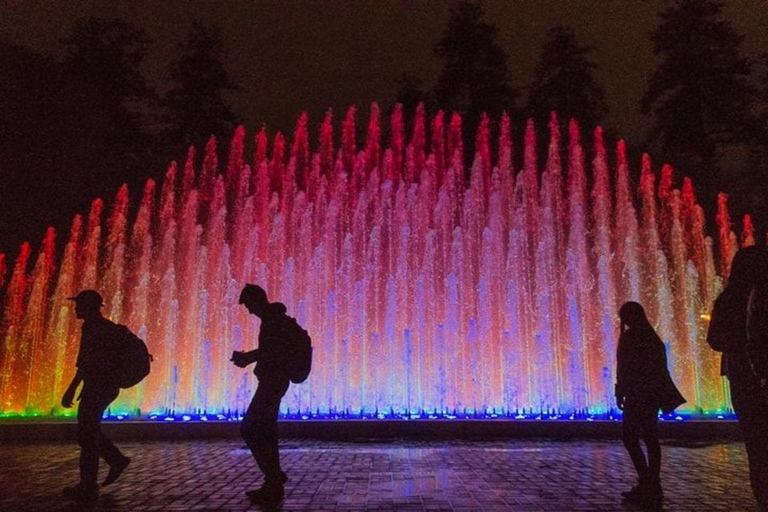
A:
[0, 438, 756, 511]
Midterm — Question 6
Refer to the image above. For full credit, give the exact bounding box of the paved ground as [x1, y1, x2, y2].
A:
[0, 439, 756, 511]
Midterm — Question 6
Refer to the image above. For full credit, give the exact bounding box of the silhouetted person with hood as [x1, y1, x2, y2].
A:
[615, 301, 684, 510]
[710, 245, 768, 511]
[232, 284, 292, 506]
[61, 290, 130, 503]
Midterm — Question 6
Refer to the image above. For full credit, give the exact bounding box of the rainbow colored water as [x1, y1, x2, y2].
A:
[0, 105, 752, 418]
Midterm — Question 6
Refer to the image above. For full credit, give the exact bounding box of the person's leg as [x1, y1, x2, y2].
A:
[91, 387, 129, 486]
[640, 405, 661, 484]
[76, 394, 103, 491]
[732, 377, 768, 511]
[253, 379, 290, 485]
[241, 378, 290, 483]
[242, 378, 290, 503]
[241, 386, 264, 461]
[622, 405, 648, 480]
[746, 397, 768, 512]
[93, 388, 123, 464]
[638, 403, 663, 509]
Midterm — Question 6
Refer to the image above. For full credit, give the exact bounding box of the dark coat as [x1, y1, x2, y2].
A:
[709, 286, 757, 384]
[616, 327, 685, 413]
[254, 302, 291, 381]
[747, 279, 768, 381]
[76, 316, 120, 385]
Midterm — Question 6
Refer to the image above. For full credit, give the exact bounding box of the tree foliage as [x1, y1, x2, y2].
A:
[163, 21, 239, 154]
[395, 73, 431, 127]
[62, 18, 155, 160]
[735, 52, 768, 233]
[0, 18, 159, 255]
[642, 0, 760, 208]
[527, 26, 607, 134]
[63, 19, 153, 106]
[432, 0, 516, 163]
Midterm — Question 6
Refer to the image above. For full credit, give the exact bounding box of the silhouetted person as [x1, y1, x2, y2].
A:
[232, 284, 292, 506]
[710, 246, 768, 511]
[615, 301, 684, 510]
[61, 290, 130, 503]
[747, 273, 768, 512]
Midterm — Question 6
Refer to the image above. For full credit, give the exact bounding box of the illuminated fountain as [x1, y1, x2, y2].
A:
[0, 105, 751, 418]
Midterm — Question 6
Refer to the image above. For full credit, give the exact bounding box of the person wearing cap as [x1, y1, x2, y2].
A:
[232, 284, 292, 506]
[61, 290, 130, 503]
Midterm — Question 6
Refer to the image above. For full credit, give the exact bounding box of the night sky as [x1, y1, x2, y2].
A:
[1, 0, 767, 256]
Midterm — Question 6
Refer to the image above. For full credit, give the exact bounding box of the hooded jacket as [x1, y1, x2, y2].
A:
[254, 302, 291, 380]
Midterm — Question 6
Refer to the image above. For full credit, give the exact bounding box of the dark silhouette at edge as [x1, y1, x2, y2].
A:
[708, 245, 768, 511]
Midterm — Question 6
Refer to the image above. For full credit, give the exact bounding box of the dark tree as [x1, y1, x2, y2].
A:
[395, 73, 431, 126]
[527, 26, 607, 135]
[734, 52, 768, 237]
[0, 19, 161, 256]
[0, 43, 75, 255]
[433, 0, 517, 165]
[163, 21, 238, 155]
[62, 18, 156, 164]
[642, 0, 760, 211]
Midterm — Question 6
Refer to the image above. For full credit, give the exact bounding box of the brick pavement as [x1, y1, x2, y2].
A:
[0, 439, 756, 511]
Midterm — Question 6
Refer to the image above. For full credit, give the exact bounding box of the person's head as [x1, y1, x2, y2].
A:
[619, 301, 652, 332]
[67, 290, 104, 320]
[727, 245, 768, 293]
[239, 284, 269, 317]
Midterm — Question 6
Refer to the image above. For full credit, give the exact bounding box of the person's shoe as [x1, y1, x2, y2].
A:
[63, 483, 98, 503]
[247, 484, 284, 506]
[643, 480, 664, 510]
[621, 484, 645, 503]
[269, 473, 288, 486]
[245, 473, 288, 496]
[102, 456, 131, 486]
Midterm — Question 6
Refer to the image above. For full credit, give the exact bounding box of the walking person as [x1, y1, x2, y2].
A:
[61, 290, 131, 503]
[615, 301, 685, 510]
[232, 284, 311, 506]
[747, 272, 768, 512]
[710, 245, 768, 511]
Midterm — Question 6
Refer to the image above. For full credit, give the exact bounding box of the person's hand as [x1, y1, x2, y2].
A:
[616, 395, 625, 411]
[231, 351, 250, 368]
[61, 388, 75, 409]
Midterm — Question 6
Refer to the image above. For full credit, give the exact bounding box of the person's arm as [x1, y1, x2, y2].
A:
[657, 338, 669, 380]
[747, 283, 768, 387]
[242, 349, 260, 363]
[615, 336, 627, 409]
[64, 326, 85, 408]
[231, 349, 260, 368]
[61, 370, 83, 408]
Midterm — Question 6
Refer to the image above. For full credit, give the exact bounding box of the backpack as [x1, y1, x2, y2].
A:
[280, 316, 313, 384]
[707, 288, 749, 353]
[113, 324, 153, 389]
